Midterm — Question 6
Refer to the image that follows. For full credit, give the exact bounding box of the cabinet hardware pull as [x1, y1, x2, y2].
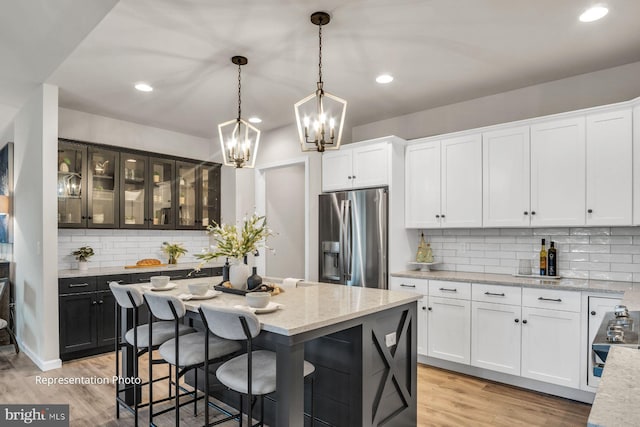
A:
[531, 211, 536, 215]
[421, 306, 427, 311]
[108, 280, 124, 285]
[352, 176, 356, 179]
[69, 283, 89, 288]
[435, 214, 440, 218]
[92, 300, 97, 305]
[98, 300, 104, 304]
[439, 287, 457, 292]
[192, 273, 206, 277]
[138, 278, 149, 282]
[588, 209, 593, 214]
[169, 276, 184, 280]
[538, 297, 562, 302]
[523, 211, 528, 215]
[522, 319, 528, 324]
[484, 292, 505, 297]
[347, 176, 352, 179]
[400, 284, 415, 288]
[428, 307, 432, 311]
[514, 319, 519, 323]
[591, 310, 596, 316]
[441, 214, 445, 218]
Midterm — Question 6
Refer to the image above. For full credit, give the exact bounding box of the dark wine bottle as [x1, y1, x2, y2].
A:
[547, 242, 557, 276]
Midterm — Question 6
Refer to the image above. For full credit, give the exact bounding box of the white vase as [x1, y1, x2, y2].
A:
[78, 261, 89, 271]
[229, 260, 250, 290]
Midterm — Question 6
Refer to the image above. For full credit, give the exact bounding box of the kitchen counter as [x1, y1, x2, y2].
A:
[587, 347, 640, 427]
[121, 277, 420, 426]
[58, 261, 223, 278]
[391, 270, 640, 294]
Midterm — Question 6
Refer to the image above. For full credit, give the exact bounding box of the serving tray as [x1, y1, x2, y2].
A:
[214, 283, 280, 295]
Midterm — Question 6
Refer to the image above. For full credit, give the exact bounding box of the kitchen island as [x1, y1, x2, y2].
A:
[122, 278, 420, 427]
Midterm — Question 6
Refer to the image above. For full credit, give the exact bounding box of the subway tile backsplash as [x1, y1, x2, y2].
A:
[417, 227, 640, 282]
[58, 229, 211, 270]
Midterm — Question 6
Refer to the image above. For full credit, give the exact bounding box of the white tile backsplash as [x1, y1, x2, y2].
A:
[58, 229, 211, 270]
[417, 227, 640, 282]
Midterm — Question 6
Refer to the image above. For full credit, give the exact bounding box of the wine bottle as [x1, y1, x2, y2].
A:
[548, 241, 557, 276]
[539, 239, 547, 276]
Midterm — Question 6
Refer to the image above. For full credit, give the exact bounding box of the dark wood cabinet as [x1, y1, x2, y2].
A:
[59, 138, 221, 230]
[59, 267, 222, 360]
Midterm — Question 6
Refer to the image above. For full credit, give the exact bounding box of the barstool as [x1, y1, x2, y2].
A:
[109, 283, 194, 426]
[0, 280, 18, 353]
[143, 292, 241, 427]
[198, 305, 316, 427]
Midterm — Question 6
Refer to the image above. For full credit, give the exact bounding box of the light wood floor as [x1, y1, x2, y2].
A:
[0, 346, 591, 426]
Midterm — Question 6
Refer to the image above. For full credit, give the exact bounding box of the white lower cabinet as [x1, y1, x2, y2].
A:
[417, 296, 428, 356]
[388, 277, 428, 356]
[471, 301, 521, 376]
[520, 306, 581, 388]
[427, 296, 471, 364]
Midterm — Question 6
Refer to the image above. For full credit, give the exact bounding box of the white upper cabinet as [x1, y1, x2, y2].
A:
[322, 142, 389, 192]
[441, 134, 483, 227]
[322, 149, 352, 192]
[405, 134, 482, 228]
[530, 117, 586, 226]
[586, 109, 632, 225]
[482, 126, 531, 227]
[405, 140, 441, 228]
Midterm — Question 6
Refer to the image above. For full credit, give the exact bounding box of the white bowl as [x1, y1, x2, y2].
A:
[150, 276, 170, 289]
[188, 282, 210, 296]
[246, 292, 270, 309]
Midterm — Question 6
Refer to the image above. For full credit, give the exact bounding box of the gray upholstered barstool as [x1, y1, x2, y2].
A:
[199, 305, 316, 427]
[0, 280, 18, 354]
[144, 292, 241, 427]
[109, 283, 194, 426]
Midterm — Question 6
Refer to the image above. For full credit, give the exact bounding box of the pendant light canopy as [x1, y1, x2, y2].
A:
[218, 56, 260, 168]
[294, 11, 347, 153]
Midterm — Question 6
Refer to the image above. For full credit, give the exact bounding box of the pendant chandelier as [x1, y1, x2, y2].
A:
[218, 56, 260, 168]
[294, 11, 347, 153]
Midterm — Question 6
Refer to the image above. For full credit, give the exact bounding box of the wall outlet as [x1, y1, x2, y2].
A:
[385, 332, 397, 348]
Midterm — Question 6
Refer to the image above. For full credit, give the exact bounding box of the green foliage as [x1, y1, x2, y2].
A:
[72, 246, 94, 262]
[161, 242, 188, 259]
[196, 214, 274, 262]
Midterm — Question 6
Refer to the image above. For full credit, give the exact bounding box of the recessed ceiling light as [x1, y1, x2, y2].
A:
[248, 117, 262, 124]
[579, 5, 608, 22]
[376, 74, 394, 84]
[134, 82, 153, 92]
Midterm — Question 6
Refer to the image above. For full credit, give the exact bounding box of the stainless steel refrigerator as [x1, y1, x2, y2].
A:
[319, 187, 388, 288]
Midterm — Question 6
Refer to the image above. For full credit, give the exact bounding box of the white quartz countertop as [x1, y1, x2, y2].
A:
[134, 277, 420, 336]
[391, 270, 640, 294]
[587, 346, 640, 427]
[59, 262, 223, 278]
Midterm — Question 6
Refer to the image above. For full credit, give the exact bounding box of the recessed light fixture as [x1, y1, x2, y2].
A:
[579, 5, 608, 22]
[248, 117, 262, 124]
[376, 74, 394, 84]
[134, 82, 153, 92]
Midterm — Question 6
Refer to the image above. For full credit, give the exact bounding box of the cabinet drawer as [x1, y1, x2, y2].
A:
[429, 280, 471, 300]
[522, 287, 581, 312]
[389, 277, 428, 295]
[97, 274, 131, 291]
[472, 283, 521, 306]
[59, 277, 97, 295]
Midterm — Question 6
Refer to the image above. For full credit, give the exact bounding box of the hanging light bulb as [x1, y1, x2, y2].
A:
[218, 56, 260, 168]
[294, 11, 347, 152]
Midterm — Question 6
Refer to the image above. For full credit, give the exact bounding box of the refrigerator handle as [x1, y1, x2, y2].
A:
[345, 199, 353, 280]
[339, 199, 347, 282]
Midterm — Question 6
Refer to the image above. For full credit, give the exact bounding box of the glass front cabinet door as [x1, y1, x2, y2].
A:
[200, 163, 221, 229]
[176, 161, 197, 229]
[87, 147, 119, 228]
[149, 157, 175, 229]
[120, 153, 148, 228]
[58, 142, 87, 228]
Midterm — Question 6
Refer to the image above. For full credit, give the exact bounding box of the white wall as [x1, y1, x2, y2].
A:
[14, 84, 60, 370]
[353, 61, 640, 142]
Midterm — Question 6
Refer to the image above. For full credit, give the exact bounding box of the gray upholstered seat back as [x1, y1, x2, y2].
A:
[144, 292, 186, 320]
[199, 305, 261, 340]
[109, 283, 144, 308]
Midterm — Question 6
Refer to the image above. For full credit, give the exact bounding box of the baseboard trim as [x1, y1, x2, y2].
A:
[419, 355, 595, 404]
[20, 341, 62, 371]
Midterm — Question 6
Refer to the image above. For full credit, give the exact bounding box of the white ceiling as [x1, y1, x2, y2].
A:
[9, 0, 640, 140]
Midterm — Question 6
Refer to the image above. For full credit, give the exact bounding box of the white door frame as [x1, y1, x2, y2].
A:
[255, 156, 310, 280]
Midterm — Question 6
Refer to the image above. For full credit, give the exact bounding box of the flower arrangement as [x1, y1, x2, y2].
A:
[162, 242, 187, 264]
[196, 214, 274, 263]
[72, 246, 94, 262]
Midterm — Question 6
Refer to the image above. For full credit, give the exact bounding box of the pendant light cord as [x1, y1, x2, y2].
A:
[318, 23, 323, 86]
[237, 61, 242, 121]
